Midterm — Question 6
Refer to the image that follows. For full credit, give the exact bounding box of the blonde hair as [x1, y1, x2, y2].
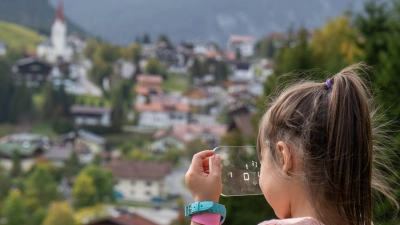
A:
[257, 63, 398, 224]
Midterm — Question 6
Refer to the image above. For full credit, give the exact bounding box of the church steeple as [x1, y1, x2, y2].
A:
[55, 1, 65, 23]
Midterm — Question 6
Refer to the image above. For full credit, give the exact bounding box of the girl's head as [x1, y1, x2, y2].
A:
[257, 64, 394, 224]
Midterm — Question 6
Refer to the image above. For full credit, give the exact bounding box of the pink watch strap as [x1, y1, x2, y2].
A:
[191, 212, 220, 225]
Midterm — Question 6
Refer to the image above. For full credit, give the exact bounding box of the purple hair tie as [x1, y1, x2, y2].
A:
[326, 78, 332, 89]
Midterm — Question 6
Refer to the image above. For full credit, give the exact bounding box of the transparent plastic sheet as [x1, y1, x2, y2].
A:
[214, 146, 263, 196]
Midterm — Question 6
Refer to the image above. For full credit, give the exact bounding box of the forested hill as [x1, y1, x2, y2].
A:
[0, 0, 88, 37]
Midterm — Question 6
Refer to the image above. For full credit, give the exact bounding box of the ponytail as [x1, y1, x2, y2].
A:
[326, 64, 373, 225]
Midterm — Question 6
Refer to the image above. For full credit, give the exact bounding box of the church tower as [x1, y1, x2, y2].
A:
[51, 1, 67, 60]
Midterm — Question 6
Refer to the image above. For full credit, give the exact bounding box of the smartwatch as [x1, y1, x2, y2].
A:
[184, 201, 226, 224]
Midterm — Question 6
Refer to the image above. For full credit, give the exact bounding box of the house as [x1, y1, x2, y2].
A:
[103, 160, 172, 202]
[135, 75, 163, 105]
[152, 123, 227, 151]
[36, 1, 74, 63]
[152, 129, 185, 153]
[0, 42, 7, 56]
[62, 129, 106, 163]
[229, 61, 254, 81]
[70, 105, 112, 127]
[42, 143, 73, 166]
[11, 57, 52, 86]
[227, 106, 255, 143]
[183, 88, 216, 113]
[135, 101, 189, 129]
[0, 142, 44, 171]
[227, 35, 255, 58]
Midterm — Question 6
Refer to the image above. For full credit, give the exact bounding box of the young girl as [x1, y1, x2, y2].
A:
[185, 64, 397, 225]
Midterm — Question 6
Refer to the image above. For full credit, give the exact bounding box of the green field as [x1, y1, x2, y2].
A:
[0, 20, 43, 51]
[161, 73, 190, 93]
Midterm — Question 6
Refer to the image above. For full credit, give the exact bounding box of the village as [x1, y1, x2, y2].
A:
[0, 2, 280, 225]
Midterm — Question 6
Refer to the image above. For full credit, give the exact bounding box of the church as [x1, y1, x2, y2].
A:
[37, 1, 74, 64]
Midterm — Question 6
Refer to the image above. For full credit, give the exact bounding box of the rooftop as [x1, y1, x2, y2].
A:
[70, 105, 111, 115]
[103, 160, 172, 180]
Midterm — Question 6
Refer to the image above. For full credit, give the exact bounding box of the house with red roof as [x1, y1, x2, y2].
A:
[227, 35, 255, 58]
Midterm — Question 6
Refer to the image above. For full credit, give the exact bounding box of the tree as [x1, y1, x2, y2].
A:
[80, 164, 115, 203]
[110, 85, 124, 132]
[24, 165, 59, 211]
[64, 150, 82, 178]
[355, 0, 391, 68]
[157, 34, 173, 47]
[311, 15, 362, 72]
[31, 207, 47, 225]
[0, 167, 11, 203]
[145, 57, 166, 76]
[214, 61, 229, 82]
[123, 43, 141, 64]
[42, 202, 75, 225]
[0, 58, 14, 123]
[8, 83, 33, 123]
[190, 58, 203, 83]
[10, 151, 22, 177]
[72, 173, 96, 208]
[2, 190, 27, 225]
[143, 33, 151, 44]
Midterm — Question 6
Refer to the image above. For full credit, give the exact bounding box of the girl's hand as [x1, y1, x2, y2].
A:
[185, 150, 222, 203]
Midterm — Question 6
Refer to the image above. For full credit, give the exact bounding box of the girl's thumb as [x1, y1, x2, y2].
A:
[210, 154, 222, 176]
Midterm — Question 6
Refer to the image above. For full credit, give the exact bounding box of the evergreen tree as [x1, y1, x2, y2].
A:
[110, 85, 124, 132]
[2, 190, 27, 225]
[214, 61, 229, 83]
[355, 0, 391, 68]
[8, 83, 33, 123]
[24, 165, 59, 211]
[64, 150, 82, 178]
[143, 33, 151, 44]
[0, 58, 14, 123]
[42, 202, 75, 225]
[190, 58, 203, 82]
[10, 151, 22, 177]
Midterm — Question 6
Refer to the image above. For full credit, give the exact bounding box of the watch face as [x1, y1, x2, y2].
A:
[214, 146, 263, 196]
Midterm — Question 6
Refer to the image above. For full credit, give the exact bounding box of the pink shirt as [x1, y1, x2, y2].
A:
[258, 217, 323, 225]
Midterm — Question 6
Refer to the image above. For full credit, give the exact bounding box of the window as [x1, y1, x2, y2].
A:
[131, 180, 135, 186]
[145, 191, 151, 196]
[146, 181, 152, 186]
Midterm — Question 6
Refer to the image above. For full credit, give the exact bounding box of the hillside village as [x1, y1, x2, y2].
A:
[0, 2, 279, 225]
[4, 0, 399, 225]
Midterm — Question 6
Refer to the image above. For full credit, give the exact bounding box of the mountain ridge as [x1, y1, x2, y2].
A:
[48, 0, 369, 46]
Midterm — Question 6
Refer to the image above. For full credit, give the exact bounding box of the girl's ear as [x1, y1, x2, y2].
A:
[276, 141, 293, 174]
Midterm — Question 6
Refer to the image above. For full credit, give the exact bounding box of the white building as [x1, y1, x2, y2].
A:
[135, 102, 189, 129]
[230, 61, 255, 81]
[227, 35, 255, 58]
[103, 160, 172, 202]
[37, 1, 74, 63]
[70, 105, 112, 127]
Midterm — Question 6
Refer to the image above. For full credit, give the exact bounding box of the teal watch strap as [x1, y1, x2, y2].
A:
[184, 201, 226, 224]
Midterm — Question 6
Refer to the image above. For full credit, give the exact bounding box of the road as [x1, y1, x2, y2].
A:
[165, 160, 194, 205]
